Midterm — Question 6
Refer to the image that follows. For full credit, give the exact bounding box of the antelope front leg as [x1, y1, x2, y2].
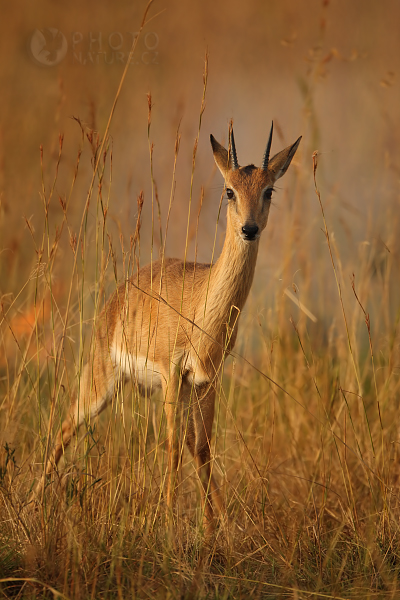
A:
[188, 383, 222, 534]
[163, 370, 183, 512]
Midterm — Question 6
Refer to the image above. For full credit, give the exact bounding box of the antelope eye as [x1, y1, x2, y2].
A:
[226, 188, 235, 200]
[263, 188, 273, 201]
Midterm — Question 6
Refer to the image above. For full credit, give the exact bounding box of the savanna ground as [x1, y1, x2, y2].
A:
[1, 0, 400, 598]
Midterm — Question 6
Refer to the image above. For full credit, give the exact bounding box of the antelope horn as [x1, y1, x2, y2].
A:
[261, 121, 274, 170]
[229, 124, 239, 170]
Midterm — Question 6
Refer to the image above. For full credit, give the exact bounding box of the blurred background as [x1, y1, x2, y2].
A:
[0, 0, 399, 384]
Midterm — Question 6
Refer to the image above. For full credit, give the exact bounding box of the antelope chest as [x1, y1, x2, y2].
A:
[183, 353, 212, 387]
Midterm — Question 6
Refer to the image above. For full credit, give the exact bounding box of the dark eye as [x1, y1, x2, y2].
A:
[263, 188, 273, 201]
[226, 188, 235, 200]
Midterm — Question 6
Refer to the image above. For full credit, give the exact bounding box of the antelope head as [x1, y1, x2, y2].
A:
[210, 123, 301, 242]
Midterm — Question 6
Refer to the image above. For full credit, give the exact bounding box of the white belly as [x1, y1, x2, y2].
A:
[110, 346, 163, 390]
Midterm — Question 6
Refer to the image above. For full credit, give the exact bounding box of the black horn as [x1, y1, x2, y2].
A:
[229, 123, 239, 170]
[261, 121, 274, 171]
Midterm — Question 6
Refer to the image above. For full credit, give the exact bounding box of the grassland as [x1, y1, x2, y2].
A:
[1, 1, 400, 598]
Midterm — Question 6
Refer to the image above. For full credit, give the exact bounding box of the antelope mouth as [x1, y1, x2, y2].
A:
[242, 232, 259, 242]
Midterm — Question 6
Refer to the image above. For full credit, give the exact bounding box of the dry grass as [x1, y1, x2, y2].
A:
[1, 1, 400, 598]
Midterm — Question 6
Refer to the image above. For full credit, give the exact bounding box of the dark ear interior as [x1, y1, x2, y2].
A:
[210, 134, 230, 176]
[268, 136, 302, 181]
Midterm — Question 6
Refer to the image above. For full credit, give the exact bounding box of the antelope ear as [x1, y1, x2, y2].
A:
[268, 136, 302, 182]
[210, 135, 230, 177]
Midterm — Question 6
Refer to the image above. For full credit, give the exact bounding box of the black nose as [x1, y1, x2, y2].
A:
[242, 224, 259, 240]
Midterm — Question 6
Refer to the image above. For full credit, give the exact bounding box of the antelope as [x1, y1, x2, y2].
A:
[34, 123, 301, 532]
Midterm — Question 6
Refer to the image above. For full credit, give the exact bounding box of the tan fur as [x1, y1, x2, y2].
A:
[36, 125, 301, 533]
